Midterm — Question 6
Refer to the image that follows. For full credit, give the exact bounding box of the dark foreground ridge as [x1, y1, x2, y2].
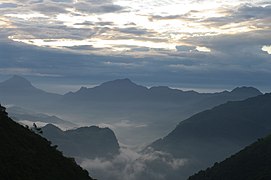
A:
[188, 133, 271, 180]
[0, 104, 94, 180]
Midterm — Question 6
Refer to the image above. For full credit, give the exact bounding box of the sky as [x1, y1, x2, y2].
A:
[0, 0, 271, 93]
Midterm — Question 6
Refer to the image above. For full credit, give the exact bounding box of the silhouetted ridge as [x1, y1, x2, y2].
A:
[231, 86, 262, 95]
[188, 133, 271, 180]
[42, 124, 120, 158]
[0, 76, 61, 110]
[64, 78, 148, 101]
[0, 104, 94, 180]
[0, 75, 34, 89]
[100, 78, 137, 88]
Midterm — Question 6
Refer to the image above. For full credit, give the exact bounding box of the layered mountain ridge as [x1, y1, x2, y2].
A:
[148, 93, 271, 180]
[0, 75, 263, 145]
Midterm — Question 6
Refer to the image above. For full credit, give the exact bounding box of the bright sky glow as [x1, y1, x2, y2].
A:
[262, 45, 271, 54]
[196, 46, 211, 52]
[0, 0, 270, 56]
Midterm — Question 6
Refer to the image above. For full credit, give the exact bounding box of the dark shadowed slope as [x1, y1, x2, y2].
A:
[0, 104, 94, 180]
[151, 93, 271, 154]
[188, 133, 271, 180]
[149, 93, 271, 179]
[42, 123, 120, 159]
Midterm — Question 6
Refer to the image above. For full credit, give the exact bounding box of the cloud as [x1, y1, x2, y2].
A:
[1, 0, 269, 59]
[0, 0, 271, 92]
[74, 1, 125, 14]
[196, 46, 211, 52]
[97, 120, 148, 130]
[117, 27, 152, 35]
[0, 67, 62, 77]
[198, 4, 271, 30]
[80, 147, 188, 180]
[0, 3, 18, 9]
[262, 45, 271, 54]
[31, 3, 69, 14]
[176, 45, 195, 52]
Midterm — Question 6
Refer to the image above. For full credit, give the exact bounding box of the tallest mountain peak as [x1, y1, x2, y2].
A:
[100, 78, 139, 88]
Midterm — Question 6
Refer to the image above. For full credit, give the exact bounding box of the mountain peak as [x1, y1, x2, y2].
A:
[99, 78, 145, 89]
[102, 78, 133, 85]
[231, 86, 262, 95]
[0, 75, 33, 89]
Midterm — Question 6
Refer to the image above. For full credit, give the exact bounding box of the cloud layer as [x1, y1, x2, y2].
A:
[0, 0, 271, 91]
[80, 147, 189, 180]
[1, 0, 270, 55]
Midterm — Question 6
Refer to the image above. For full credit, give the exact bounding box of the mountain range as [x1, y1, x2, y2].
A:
[0, 104, 94, 180]
[1, 75, 270, 180]
[0, 75, 262, 145]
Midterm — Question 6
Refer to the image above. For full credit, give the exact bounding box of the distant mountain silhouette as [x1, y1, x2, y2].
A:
[64, 78, 148, 101]
[188, 133, 271, 180]
[0, 76, 263, 145]
[0, 75, 34, 89]
[149, 93, 271, 179]
[60, 78, 262, 145]
[7, 106, 76, 129]
[42, 123, 120, 159]
[0, 104, 94, 180]
[63, 79, 261, 103]
[0, 75, 61, 110]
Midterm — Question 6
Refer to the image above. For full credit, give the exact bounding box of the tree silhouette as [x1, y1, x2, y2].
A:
[32, 123, 43, 134]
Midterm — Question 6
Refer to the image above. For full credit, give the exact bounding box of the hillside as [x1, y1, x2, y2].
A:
[42, 124, 120, 159]
[151, 93, 271, 153]
[0, 104, 94, 180]
[188, 134, 271, 180]
[148, 93, 271, 179]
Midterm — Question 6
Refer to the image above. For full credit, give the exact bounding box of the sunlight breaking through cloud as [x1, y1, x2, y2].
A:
[0, 0, 269, 56]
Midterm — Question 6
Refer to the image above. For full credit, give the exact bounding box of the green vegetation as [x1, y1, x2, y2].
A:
[188, 134, 271, 180]
[0, 104, 94, 180]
